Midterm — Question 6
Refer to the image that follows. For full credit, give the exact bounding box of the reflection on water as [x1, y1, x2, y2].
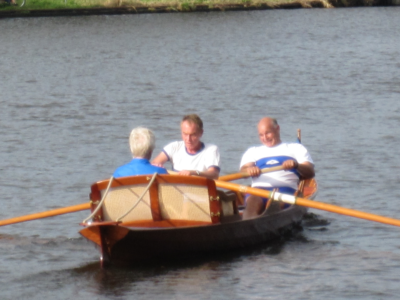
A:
[7, 237, 289, 298]
[1, 213, 329, 298]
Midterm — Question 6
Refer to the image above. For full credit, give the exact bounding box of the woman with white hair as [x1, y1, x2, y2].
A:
[113, 127, 168, 178]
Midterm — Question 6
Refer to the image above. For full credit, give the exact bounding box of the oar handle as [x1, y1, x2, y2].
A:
[218, 166, 285, 181]
[0, 203, 91, 227]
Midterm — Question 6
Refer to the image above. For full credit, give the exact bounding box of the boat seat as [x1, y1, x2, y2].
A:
[100, 184, 153, 222]
[89, 174, 221, 225]
[158, 182, 214, 223]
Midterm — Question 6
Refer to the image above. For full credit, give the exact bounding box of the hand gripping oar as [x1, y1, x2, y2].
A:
[218, 166, 285, 181]
[214, 180, 400, 228]
[0, 203, 91, 227]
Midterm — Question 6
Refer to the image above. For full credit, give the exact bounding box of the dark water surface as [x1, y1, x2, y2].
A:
[1, 7, 400, 299]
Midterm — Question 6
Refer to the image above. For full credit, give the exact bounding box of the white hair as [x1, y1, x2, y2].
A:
[129, 127, 155, 158]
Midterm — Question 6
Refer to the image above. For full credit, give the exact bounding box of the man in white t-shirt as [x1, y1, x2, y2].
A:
[152, 114, 220, 179]
[240, 117, 315, 219]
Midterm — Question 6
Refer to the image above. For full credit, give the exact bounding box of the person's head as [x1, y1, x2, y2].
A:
[257, 117, 281, 147]
[129, 127, 155, 159]
[180, 114, 204, 152]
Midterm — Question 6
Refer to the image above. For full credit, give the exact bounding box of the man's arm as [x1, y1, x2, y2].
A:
[241, 160, 315, 179]
[151, 152, 168, 167]
[282, 160, 315, 179]
[297, 161, 315, 179]
[240, 162, 261, 177]
[199, 166, 220, 180]
[178, 166, 220, 180]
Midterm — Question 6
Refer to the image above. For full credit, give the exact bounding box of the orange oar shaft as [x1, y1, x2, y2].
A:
[0, 203, 91, 227]
[218, 166, 285, 181]
[295, 198, 400, 227]
[218, 172, 250, 181]
[214, 180, 400, 228]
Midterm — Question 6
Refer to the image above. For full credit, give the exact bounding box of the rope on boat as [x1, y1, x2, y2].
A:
[82, 175, 114, 224]
[116, 172, 158, 222]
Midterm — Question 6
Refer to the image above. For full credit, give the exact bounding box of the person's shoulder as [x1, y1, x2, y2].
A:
[283, 142, 310, 153]
[203, 143, 219, 150]
[154, 166, 168, 174]
[113, 166, 123, 176]
[164, 141, 184, 152]
[112, 162, 130, 177]
[240, 145, 261, 157]
[164, 141, 181, 148]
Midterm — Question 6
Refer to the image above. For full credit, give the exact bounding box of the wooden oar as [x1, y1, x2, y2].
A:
[214, 180, 400, 228]
[169, 166, 285, 181]
[218, 166, 285, 181]
[0, 203, 91, 227]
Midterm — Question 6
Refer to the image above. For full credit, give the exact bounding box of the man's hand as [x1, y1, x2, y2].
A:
[177, 168, 219, 179]
[282, 160, 298, 170]
[246, 166, 261, 178]
[178, 170, 192, 176]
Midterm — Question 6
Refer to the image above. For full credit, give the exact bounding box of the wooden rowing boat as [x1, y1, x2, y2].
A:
[79, 174, 317, 267]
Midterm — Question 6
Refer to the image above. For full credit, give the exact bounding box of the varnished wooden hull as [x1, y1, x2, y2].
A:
[81, 205, 307, 267]
[80, 176, 317, 267]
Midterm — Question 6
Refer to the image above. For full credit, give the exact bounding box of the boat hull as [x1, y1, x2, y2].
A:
[82, 205, 307, 266]
[80, 175, 317, 267]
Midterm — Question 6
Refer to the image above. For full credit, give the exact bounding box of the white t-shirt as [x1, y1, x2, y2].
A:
[163, 141, 220, 172]
[240, 142, 313, 190]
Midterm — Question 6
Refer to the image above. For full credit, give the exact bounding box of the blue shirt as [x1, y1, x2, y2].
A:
[113, 158, 168, 178]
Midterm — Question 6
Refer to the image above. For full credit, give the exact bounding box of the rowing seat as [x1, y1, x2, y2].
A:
[88, 174, 221, 226]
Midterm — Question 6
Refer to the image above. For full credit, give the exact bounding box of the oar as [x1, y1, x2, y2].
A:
[218, 166, 285, 181]
[168, 166, 285, 181]
[214, 180, 400, 228]
[0, 203, 91, 227]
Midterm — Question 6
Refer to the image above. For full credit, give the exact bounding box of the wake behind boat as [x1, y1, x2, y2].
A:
[79, 174, 317, 267]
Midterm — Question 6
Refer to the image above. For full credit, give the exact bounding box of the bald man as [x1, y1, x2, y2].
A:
[240, 117, 315, 219]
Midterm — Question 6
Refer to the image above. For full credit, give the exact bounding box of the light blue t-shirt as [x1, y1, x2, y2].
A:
[113, 158, 168, 178]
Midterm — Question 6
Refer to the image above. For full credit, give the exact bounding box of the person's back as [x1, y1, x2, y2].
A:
[113, 127, 167, 178]
[113, 158, 167, 178]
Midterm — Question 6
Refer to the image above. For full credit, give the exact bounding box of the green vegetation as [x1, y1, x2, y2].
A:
[0, 0, 390, 13]
[0, 0, 331, 12]
[1, 0, 112, 9]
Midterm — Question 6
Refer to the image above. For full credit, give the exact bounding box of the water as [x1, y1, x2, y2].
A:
[1, 7, 400, 299]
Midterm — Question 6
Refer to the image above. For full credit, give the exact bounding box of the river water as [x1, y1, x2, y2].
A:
[1, 7, 400, 299]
